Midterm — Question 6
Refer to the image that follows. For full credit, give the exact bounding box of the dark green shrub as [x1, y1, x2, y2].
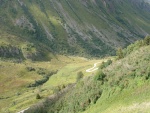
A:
[26, 67, 35, 71]
[37, 68, 46, 75]
[28, 76, 49, 87]
[99, 62, 105, 69]
[106, 59, 112, 66]
[36, 93, 41, 99]
[76, 71, 84, 82]
[93, 95, 99, 104]
[99, 59, 112, 69]
[28, 70, 57, 87]
[145, 72, 150, 80]
[144, 35, 150, 45]
[116, 48, 124, 59]
[94, 70, 106, 81]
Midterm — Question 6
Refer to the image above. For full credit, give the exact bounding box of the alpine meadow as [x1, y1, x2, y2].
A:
[0, 0, 150, 113]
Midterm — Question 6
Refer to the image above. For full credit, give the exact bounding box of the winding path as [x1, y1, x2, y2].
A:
[17, 108, 29, 113]
[86, 62, 102, 72]
[17, 61, 103, 113]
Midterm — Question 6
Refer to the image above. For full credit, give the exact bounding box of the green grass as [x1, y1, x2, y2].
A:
[82, 45, 150, 113]
[0, 55, 109, 113]
[23, 42, 150, 113]
[83, 80, 150, 113]
[0, 1, 150, 112]
[0, 59, 59, 112]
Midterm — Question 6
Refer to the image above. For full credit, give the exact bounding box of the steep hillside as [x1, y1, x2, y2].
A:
[0, 0, 150, 59]
[24, 36, 150, 113]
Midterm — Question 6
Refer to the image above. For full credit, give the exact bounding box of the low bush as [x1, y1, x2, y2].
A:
[28, 70, 58, 87]
[26, 67, 35, 71]
[143, 35, 150, 45]
[145, 72, 150, 80]
[37, 68, 46, 75]
[94, 70, 106, 81]
[99, 59, 112, 69]
[116, 48, 124, 59]
[76, 71, 84, 82]
[36, 94, 41, 99]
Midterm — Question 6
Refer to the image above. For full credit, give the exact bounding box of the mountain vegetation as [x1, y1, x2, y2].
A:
[0, 0, 150, 59]
[24, 36, 150, 113]
[0, 0, 150, 113]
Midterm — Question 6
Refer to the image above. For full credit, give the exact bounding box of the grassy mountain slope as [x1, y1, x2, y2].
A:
[85, 43, 150, 113]
[24, 37, 150, 113]
[0, 0, 150, 112]
[0, 55, 110, 113]
[0, 0, 150, 59]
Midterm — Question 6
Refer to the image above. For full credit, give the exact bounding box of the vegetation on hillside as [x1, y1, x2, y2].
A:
[24, 36, 150, 113]
[117, 35, 150, 59]
[0, 0, 150, 112]
[0, 55, 107, 113]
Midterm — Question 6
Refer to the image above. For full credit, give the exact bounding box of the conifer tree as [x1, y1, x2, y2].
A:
[116, 48, 124, 59]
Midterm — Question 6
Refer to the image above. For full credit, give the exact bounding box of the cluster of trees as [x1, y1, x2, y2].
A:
[116, 35, 150, 59]
[28, 69, 58, 87]
[99, 59, 112, 69]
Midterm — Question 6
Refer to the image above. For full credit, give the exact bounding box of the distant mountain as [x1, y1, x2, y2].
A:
[0, 0, 150, 60]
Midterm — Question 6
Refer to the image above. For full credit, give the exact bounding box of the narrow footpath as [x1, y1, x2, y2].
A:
[86, 62, 102, 72]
